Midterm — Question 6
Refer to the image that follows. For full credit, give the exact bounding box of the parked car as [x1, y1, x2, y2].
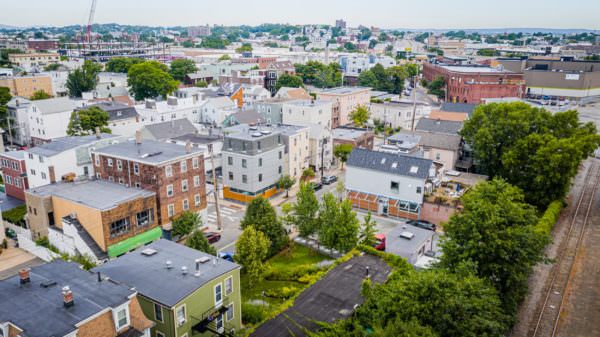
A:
[374, 234, 386, 251]
[218, 251, 235, 262]
[543, 95, 551, 100]
[558, 96, 565, 101]
[321, 175, 338, 185]
[204, 232, 221, 243]
[407, 220, 437, 231]
[311, 182, 323, 191]
[550, 101, 557, 106]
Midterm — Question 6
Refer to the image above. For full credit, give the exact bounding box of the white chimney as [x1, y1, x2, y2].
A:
[195, 258, 201, 277]
[166, 260, 172, 269]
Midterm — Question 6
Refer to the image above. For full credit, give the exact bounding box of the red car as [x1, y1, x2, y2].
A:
[374, 234, 386, 251]
[204, 232, 221, 243]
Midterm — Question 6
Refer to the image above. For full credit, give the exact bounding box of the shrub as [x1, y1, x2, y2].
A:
[264, 286, 298, 298]
[2, 205, 27, 226]
[242, 302, 269, 325]
[263, 264, 324, 281]
[535, 200, 565, 235]
[35, 236, 59, 253]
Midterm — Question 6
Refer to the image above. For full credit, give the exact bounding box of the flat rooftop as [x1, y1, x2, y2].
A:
[226, 123, 307, 138]
[285, 99, 331, 107]
[25, 134, 119, 157]
[92, 139, 202, 164]
[440, 65, 513, 73]
[318, 86, 371, 95]
[94, 239, 240, 307]
[224, 124, 283, 141]
[0, 260, 134, 337]
[251, 254, 392, 337]
[0, 150, 25, 160]
[26, 180, 155, 211]
[333, 127, 369, 141]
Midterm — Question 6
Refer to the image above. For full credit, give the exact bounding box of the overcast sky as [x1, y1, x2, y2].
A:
[2, 0, 599, 30]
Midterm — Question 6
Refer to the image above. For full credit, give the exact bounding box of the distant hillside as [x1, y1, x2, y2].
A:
[397, 28, 600, 34]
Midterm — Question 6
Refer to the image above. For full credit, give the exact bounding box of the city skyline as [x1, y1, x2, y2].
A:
[1, 0, 599, 30]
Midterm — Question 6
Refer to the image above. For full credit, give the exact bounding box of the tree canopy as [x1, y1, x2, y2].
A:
[127, 61, 178, 101]
[66, 60, 102, 97]
[66, 106, 111, 136]
[106, 57, 144, 73]
[318, 193, 360, 252]
[358, 64, 407, 94]
[294, 61, 342, 88]
[169, 59, 197, 81]
[334, 144, 353, 169]
[171, 211, 200, 238]
[29, 90, 52, 101]
[276, 175, 296, 198]
[235, 226, 270, 287]
[274, 73, 303, 92]
[282, 182, 320, 238]
[241, 197, 289, 257]
[185, 230, 217, 256]
[349, 105, 370, 127]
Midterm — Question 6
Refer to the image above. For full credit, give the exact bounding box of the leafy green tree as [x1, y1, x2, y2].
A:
[427, 76, 445, 98]
[235, 43, 253, 53]
[182, 40, 194, 48]
[349, 105, 370, 127]
[274, 74, 303, 92]
[282, 182, 320, 238]
[0, 87, 12, 136]
[195, 80, 208, 88]
[66, 106, 111, 136]
[169, 59, 197, 81]
[241, 197, 289, 256]
[276, 175, 296, 198]
[171, 211, 200, 238]
[29, 90, 52, 101]
[235, 226, 270, 288]
[127, 61, 178, 101]
[301, 167, 315, 181]
[439, 179, 549, 316]
[185, 230, 217, 255]
[218, 54, 231, 61]
[319, 193, 360, 252]
[359, 211, 377, 247]
[66, 60, 103, 97]
[358, 70, 378, 88]
[106, 57, 144, 73]
[333, 144, 353, 169]
[44, 63, 62, 71]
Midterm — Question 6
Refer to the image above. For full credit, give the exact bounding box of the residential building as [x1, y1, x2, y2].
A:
[428, 102, 477, 122]
[184, 70, 215, 86]
[169, 132, 223, 175]
[94, 239, 242, 337]
[369, 101, 432, 129]
[436, 40, 465, 56]
[415, 117, 463, 136]
[0, 259, 154, 337]
[0, 39, 28, 51]
[275, 87, 312, 100]
[222, 109, 265, 128]
[188, 25, 211, 37]
[82, 84, 130, 100]
[221, 125, 285, 203]
[332, 126, 374, 150]
[240, 85, 271, 104]
[385, 223, 435, 266]
[98, 72, 129, 87]
[0, 74, 53, 98]
[335, 19, 347, 29]
[40, 69, 69, 96]
[26, 96, 77, 145]
[136, 97, 204, 124]
[252, 97, 293, 124]
[139, 118, 197, 141]
[307, 123, 333, 175]
[317, 87, 371, 127]
[25, 180, 158, 259]
[282, 99, 333, 129]
[0, 151, 28, 200]
[199, 96, 239, 126]
[390, 130, 462, 171]
[218, 70, 265, 86]
[25, 133, 124, 188]
[80, 100, 139, 127]
[8, 52, 61, 71]
[340, 54, 396, 77]
[262, 60, 296, 94]
[27, 38, 60, 51]
[5, 97, 35, 146]
[422, 63, 526, 104]
[91, 136, 208, 231]
[345, 148, 435, 219]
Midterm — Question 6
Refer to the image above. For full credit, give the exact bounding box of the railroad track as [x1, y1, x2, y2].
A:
[531, 160, 600, 337]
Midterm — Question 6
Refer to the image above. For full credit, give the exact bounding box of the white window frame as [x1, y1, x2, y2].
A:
[156, 332, 165, 337]
[195, 194, 201, 206]
[167, 184, 173, 197]
[182, 199, 189, 211]
[194, 175, 200, 187]
[182, 179, 188, 192]
[117, 160, 122, 170]
[193, 157, 199, 169]
[175, 303, 187, 326]
[107, 158, 113, 167]
[225, 276, 233, 296]
[165, 165, 173, 178]
[181, 160, 187, 173]
[214, 283, 223, 307]
[168, 204, 174, 217]
[111, 303, 130, 331]
[226, 303, 234, 322]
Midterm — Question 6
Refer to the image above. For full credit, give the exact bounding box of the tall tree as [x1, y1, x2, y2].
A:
[276, 175, 296, 198]
[349, 105, 370, 127]
[171, 211, 200, 238]
[169, 59, 197, 81]
[241, 197, 289, 256]
[274, 74, 303, 92]
[334, 144, 353, 169]
[282, 182, 320, 238]
[439, 179, 549, 316]
[106, 57, 144, 73]
[66, 60, 103, 97]
[235, 226, 270, 288]
[66, 106, 111, 136]
[359, 211, 377, 247]
[319, 193, 360, 252]
[185, 230, 217, 256]
[127, 61, 178, 101]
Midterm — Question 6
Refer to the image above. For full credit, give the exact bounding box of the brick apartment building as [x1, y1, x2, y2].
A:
[422, 63, 525, 104]
[0, 151, 28, 200]
[0, 74, 53, 98]
[91, 133, 208, 232]
[333, 126, 375, 150]
[27, 39, 60, 51]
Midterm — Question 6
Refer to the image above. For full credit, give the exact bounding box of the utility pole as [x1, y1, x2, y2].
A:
[210, 149, 222, 231]
[410, 73, 417, 132]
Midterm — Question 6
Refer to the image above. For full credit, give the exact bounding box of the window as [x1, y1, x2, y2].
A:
[30, 169, 36, 175]
[41, 172, 47, 180]
[117, 160, 122, 170]
[96, 173, 101, 179]
[136, 209, 153, 227]
[391, 181, 399, 192]
[242, 142, 246, 151]
[416, 187, 422, 194]
[257, 141, 261, 150]
[435, 152, 441, 160]
[182, 179, 188, 192]
[226, 304, 234, 321]
[242, 175, 247, 183]
[167, 184, 173, 197]
[225, 276, 233, 295]
[242, 159, 247, 168]
[168, 204, 175, 217]
[118, 178, 124, 185]
[154, 303, 163, 322]
[228, 172, 233, 181]
[165, 165, 173, 177]
[214, 283, 223, 305]
[176, 304, 186, 326]
[193, 157, 199, 169]
[28, 153, 33, 160]
[133, 163, 139, 175]
[181, 160, 187, 173]
[107, 158, 113, 167]
[279, 151, 282, 159]
[259, 158, 262, 167]
[258, 174, 262, 182]
[135, 183, 141, 188]
[116, 308, 128, 329]
[194, 175, 200, 187]
[156, 332, 165, 337]
[109, 176, 114, 182]
[228, 139, 232, 149]
[195, 194, 201, 206]
[15, 179, 21, 188]
[216, 314, 223, 331]
[110, 218, 130, 237]
[38, 155, 44, 163]
[228, 156, 233, 165]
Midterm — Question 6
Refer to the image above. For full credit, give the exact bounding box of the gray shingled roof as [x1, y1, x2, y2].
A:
[0, 260, 134, 337]
[25, 133, 119, 157]
[142, 118, 197, 140]
[92, 139, 202, 164]
[415, 118, 463, 136]
[440, 102, 477, 116]
[347, 148, 432, 179]
[396, 130, 462, 151]
[83, 101, 137, 121]
[94, 239, 240, 307]
[32, 97, 77, 115]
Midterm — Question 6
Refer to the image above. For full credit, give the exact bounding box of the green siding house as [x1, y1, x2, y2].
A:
[94, 239, 242, 337]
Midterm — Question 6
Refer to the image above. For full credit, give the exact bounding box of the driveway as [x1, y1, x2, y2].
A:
[0, 246, 45, 280]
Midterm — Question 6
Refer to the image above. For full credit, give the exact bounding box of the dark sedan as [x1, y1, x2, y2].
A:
[407, 220, 437, 231]
[204, 232, 222, 243]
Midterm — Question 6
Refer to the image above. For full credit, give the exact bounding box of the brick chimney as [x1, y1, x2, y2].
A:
[95, 126, 101, 139]
[136, 130, 142, 145]
[18, 268, 30, 284]
[62, 286, 74, 307]
[186, 141, 191, 154]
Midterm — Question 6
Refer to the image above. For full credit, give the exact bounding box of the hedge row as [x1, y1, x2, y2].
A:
[2, 205, 27, 227]
[535, 200, 565, 235]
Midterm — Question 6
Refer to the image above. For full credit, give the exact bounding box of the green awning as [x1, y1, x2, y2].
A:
[107, 227, 163, 258]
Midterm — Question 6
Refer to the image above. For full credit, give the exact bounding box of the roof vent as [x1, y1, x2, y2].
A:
[181, 266, 188, 275]
[141, 248, 157, 256]
[249, 126, 258, 131]
[261, 130, 271, 135]
[400, 231, 415, 240]
[410, 166, 419, 174]
[166, 260, 173, 269]
[391, 162, 398, 168]
[198, 256, 210, 263]
[381, 158, 386, 164]
[252, 132, 262, 137]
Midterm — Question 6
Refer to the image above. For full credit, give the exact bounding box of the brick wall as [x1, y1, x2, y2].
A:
[101, 195, 158, 248]
[0, 157, 27, 200]
[421, 202, 458, 226]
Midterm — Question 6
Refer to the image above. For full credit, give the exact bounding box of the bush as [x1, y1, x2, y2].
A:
[2, 205, 27, 226]
[264, 286, 298, 298]
[35, 236, 59, 253]
[535, 200, 565, 235]
[242, 302, 269, 325]
[263, 264, 325, 281]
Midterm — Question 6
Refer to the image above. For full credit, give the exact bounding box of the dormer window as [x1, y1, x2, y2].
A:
[112, 304, 130, 331]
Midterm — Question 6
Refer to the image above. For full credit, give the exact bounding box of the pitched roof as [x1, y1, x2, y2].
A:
[415, 118, 463, 136]
[94, 239, 240, 307]
[229, 109, 265, 125]
[88, 95, 134, 106]
[0, 260, 134, 337]
[396, 130, 462, 151]
[32, 97, 76, 115]
[440, 102, 477, 115]
[428, 110, 468, 122]
[80, 101, 137, 121]
[142, 118, 197, 140]
[347, 148, 432, 179]
[276, 87, 312, 100]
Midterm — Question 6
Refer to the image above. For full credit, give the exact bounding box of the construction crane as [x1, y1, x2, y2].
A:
[85, 0, 97, 43]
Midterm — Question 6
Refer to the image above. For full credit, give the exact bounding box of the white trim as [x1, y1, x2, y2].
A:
[226, 303, 234, 322]
[214, 282, 223, 307]
[112, 302, 131, 331]
[153, 302, 164, 323]
[224, 276, 233, 296]
[156, 331, 165, 337]
[175, 303, 187, 326]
